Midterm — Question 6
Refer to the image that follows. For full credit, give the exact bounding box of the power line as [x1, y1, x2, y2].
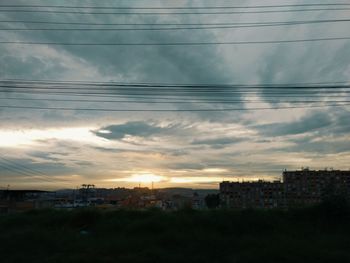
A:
[0, 155, 69, 184]
[2, 88, 350, 98]
[1, 80, 349, 102]
[1, 97, 349, 104]
[1, 36, 350, 46]
[0, 103, 349, 112]
[3, 19, 350, 31]
[0, 161, 50, 182]
[1, 83, 349, 90]
[2, 91, 349, 99]
[0, 155, 68, 182]
[0, 8, 349, 15]
[1, 82, 350, 92]
[2, 90, 349, 100]
[1, 81, 349, 89]
[2, 84, 349, 97]
[2, 19, 349, 27]
[2, 92, 347, 99]
[1, 88, 350, 96]
[1, 3, 350, 9]
[2, 79, 348, 88]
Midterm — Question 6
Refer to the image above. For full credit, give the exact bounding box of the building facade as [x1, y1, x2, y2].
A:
[283, 168, 350, 207]
[220, 180, 284, 209]
[220, 169, 350, 209]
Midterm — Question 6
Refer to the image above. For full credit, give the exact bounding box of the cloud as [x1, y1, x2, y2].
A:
[0, 157, 73, 178]
[287, 139, 350, 154]
[256, 111, 332, 137]
[191, 136, 245, 149]
[94, 121, 172, 140]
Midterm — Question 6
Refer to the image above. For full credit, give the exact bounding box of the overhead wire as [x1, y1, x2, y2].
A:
[1, 103, 350, 112]
[2, 19, 350, 31]
[1, 36, 350, 46]
[1, 80, 350, 112]
[0, 161, 51, 182]
[1, 79, 349, 87]
[1, 82, 350, 89]
[0, 155, 69, 182]
[2, 90, 349, 99]
[0, 155, 70, 184]
[1, 97, 350, 105]
[1, 8, 350, 15]
[1, 19, 349, 27]
[1, 89, 350, 96]
[1, 3, 350, 9]
[2, 79, 349, 87]
[1, 81, 350, 101]
[1, 81, 350, 95]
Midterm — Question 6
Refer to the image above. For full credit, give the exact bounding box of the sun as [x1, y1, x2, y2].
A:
[130, 173, 166, 183]
[107, 173, 167, 183]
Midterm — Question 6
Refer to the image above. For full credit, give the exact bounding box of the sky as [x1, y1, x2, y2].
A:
[0, 0, 350, 190]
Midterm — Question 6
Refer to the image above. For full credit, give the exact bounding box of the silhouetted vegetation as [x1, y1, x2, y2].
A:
[204, 193, 220, 209]
[1, 205, 350, 263]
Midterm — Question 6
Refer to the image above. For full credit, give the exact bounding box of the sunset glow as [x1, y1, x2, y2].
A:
[0, 127, 104, 148]
[107, 173, 167, 184]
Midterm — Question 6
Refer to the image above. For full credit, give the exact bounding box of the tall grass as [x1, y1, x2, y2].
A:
[1, 206, 350, 263]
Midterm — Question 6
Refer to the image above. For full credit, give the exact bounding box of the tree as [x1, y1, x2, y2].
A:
[205, 194, 220, 209]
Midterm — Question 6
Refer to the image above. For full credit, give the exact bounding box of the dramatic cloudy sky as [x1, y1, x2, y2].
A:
[0, 0, 350, 189]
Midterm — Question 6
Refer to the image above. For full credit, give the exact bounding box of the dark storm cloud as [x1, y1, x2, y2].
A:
[0, 0, 237, 96]
[328, 109, 350, 136]
[0, 55, 47, 77]
[282, 109, 350, 140]
[27, 151, 94, 167]
[249, 108, 350, 157]
[256, 111, 332, 137]
[167, 162, 206, 170]
[0, 0, 245, 128]
[191, 137, 245, 149]
[92, 146, 121, 153]
[74, 161, 94, 167]
[284, 139, 350, 154]
[94, 121, 171, 140]
[28, 151, 61, 162]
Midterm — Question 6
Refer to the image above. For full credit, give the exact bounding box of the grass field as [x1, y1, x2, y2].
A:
[1, 204, 350, 263]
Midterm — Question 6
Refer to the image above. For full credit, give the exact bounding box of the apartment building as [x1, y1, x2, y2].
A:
[220, 169, 350, 209]
[220, 180, 284, 209]
[283, 168, 350, 206]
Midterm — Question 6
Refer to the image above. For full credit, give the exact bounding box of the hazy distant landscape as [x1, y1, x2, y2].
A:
[1, 202, 350, 263]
